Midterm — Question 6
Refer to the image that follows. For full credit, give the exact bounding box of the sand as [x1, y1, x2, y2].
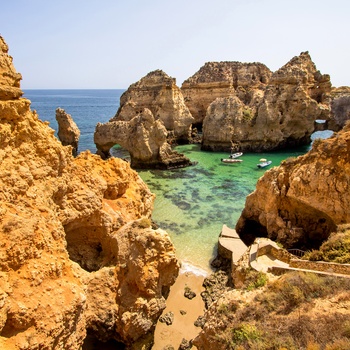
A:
[152, 270, 207, 350]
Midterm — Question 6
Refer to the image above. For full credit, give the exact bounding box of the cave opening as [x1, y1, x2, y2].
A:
[82, 331, 125, 350]
[64, 224, 112, 273]
[238, 219, 268, 246]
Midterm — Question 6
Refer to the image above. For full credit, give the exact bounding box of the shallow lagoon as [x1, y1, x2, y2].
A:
[138, 144, 310, 273]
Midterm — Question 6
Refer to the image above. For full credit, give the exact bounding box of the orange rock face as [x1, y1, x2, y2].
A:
[0, 36, 179, 349]
[236, 122, 350, 249]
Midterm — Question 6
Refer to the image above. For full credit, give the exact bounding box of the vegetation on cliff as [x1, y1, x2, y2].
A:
[194, 272, 350, 350]
[304, 225, 350, 264]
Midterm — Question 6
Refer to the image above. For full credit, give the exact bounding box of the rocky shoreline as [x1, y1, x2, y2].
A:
[1, 33, 350, 350]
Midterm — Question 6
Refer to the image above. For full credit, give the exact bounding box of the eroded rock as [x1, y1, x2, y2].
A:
[181, 61, 271, 127]
[114, 69, 194, 142]
[0, 36, 179, 350]
[236, 121, 350, 249]
[55, 107, 80, 156]
[94, 108, 192, 169]
[201, 52, 332, 152]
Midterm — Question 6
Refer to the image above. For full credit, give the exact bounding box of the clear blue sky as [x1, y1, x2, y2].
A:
[2, 0, 349, 89]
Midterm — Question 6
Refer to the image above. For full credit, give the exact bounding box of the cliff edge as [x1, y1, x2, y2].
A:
[0, 36, 179, 349]
[236, 121, 350, 249]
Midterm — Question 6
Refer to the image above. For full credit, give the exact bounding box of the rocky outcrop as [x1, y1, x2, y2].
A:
[113, 70, 194, 142]
[0, 37, 179, 350]
[0, 36, 23, 100]
[201, 52, 332, 152]
[55, 107, 80, 156]
[236, 121, 350, 249]
[181, 61, 272, 127]
[95, 108, 192, 169]
[329, 86, 350, 131]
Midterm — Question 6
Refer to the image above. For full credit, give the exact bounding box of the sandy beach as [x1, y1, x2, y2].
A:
[152, 269, 207, 350]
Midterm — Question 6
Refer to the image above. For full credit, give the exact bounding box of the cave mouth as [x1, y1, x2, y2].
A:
[64, 224, 110, 272]
[238, 209, 337, 252]
[239, 219, 268, 247]
[82, 331, 125, 350]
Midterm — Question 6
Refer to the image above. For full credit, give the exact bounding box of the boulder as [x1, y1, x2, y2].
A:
[55, 107, 80, 156]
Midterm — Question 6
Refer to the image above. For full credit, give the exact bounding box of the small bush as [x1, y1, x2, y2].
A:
[231, 323, 261, 346]
[243, 269, 268, 291]
[304, 228, 350, 264]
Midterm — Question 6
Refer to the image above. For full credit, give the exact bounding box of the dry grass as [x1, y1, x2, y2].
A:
[304, 226, 350, 264]
[207, 271, 350, 349]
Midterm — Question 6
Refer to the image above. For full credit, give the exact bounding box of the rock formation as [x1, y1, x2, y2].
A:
[113, 70, 194, 142]
[236, 121, 350, 249]
[201, 52, 332, 152]
[181, 61, 271, 128]
[0, 36, 179, 350]
[55, 107, 80, 156]
[0, 36, 23, 100]
[329, 86, 350, 131]
[94, 108, 192, 169]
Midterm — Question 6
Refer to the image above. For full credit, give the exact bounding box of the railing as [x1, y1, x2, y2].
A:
[287, 249, 306, 258]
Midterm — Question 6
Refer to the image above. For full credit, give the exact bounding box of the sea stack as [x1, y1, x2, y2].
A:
[55, 107, 80, 156]
[113, 69, 194, 143]
[95, 107, 192, 169]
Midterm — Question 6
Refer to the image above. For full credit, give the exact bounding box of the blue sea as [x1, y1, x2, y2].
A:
[23, 89, 333, 274]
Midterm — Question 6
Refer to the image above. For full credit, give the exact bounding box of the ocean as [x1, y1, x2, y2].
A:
[23, 89, 332, 274]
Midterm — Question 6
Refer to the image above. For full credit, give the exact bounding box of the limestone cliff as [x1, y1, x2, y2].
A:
[236, 122, 350, 249]
[329, 86, 350, 131]
[55, 107, 80, 156]
[181, 61, 272, 127]
[0, 36, 23, 100]
[113, 70, 194, 142]
[94, 108, 192, 169]
[0, 36, 179, 350]
[201, 52, 332, 152]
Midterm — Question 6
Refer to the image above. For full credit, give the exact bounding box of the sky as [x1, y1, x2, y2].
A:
[2, 0, 350, 89]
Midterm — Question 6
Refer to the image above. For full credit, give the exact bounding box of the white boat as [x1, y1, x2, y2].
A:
[221, 158, 243, 164]
[257, 159, 272, 168]
[229, 152, 243, 159]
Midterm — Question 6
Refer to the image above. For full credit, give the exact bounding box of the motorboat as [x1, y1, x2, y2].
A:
[221, 158, 243, 164]
[257, 159, 272, 168]
[229, 152, 243, 159]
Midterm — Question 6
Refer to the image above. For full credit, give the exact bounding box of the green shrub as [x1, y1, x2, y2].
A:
[243, 269, 268, 291]
[304, 228, 350, 264]
[231, 323, 261, 346]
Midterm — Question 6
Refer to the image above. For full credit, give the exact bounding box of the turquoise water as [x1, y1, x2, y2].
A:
[24, 90, 333, 274]
[138, 144, 310, 273]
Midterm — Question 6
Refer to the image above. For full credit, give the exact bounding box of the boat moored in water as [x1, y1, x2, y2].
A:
[221, 158, 243, 164]
[229, 152, 243, 159]
[257, 159, 272, 168]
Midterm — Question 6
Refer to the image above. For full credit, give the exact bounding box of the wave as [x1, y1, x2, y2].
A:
[179, 261, 211, 277]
